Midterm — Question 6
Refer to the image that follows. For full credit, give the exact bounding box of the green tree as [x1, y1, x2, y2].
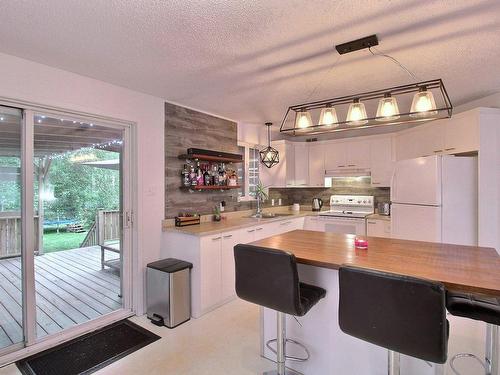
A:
[43, 149, 120, 227]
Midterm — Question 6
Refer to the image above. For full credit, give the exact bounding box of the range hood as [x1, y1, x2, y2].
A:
[325, 168, 371, 178]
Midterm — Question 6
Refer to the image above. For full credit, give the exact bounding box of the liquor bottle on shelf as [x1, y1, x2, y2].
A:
[203, 165, 211, 186]
[212, 164, 219, 186]
[219, 163, 227, 185]
[195, 162, 204, 186]
[189, 164, 197, 187]
[181, 164, 191, 187]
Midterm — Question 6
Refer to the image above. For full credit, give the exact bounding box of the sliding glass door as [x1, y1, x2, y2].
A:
[0, 106, 24, 353]
[0, 105, 132, 356]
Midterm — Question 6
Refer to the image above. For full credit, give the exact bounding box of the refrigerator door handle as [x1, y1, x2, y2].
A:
[390, 168, 397, 202]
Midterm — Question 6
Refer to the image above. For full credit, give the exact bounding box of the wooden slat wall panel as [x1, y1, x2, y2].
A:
[164, 102, 253, 218]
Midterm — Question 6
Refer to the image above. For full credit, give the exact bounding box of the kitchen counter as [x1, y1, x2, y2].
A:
[162, 210, 323, 236]
[252, 230, 500, 294]
[254, 230, 500, 375]
[366, 213, 391, 221]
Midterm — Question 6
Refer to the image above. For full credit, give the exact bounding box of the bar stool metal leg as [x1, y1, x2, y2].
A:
[388, 350, 400, 375]
[264, 312, 301, 375]
[486, 324, 499, 375]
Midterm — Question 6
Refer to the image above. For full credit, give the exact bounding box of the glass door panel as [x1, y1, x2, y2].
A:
[0, 106, 24, 351]
[33, 114, 124, 339]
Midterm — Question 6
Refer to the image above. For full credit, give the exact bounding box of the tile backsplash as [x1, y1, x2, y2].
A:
[268, 177, 390, 208]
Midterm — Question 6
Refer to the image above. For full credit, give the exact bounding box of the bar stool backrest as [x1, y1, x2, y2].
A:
[339, 265, 448, 364]
[234, 244, 303, 316]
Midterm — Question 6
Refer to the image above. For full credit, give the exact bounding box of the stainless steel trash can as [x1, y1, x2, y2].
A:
[146, 258, 193, 328]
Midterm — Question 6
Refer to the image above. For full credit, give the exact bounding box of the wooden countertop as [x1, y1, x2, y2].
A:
[163, 211, 319, 236]
[251, 230, 500, 296]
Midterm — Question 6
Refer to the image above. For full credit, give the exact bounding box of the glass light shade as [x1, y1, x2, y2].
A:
[318, 106, 339, 126]
[295, 110, 313, 129]
[376, 96, 400, 121]
[410, 89, 437, 118]
[346, 100, 368, 125]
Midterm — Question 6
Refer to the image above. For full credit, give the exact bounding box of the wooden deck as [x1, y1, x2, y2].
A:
[0, 246, 121, 349]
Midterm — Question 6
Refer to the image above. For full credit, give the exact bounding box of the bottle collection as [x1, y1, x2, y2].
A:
[181, 162, 237, 188]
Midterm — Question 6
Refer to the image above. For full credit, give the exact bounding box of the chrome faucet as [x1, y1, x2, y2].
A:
[255, 192, 263, 218]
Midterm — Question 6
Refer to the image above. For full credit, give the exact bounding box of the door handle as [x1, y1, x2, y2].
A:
[223, 235, 232, 239]
[256, 227, 263, 231]
[247, 229, 255, 233]
[212, 236, 221, 241]
[433, 150, 443, 153]
[367, 221, 377, 224]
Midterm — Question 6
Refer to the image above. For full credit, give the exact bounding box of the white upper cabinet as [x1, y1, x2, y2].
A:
[443, 112, 479, 154]
[395, 109, 480, 161]
[260, 140, 295, 187]
[325, 142, 348, 170]
[346, 139, 371, 168]
[324, 140, 371, 170]
[293, 143, 309, 186]
[308, 143, 325, 187]
[370, 137, 394, 187]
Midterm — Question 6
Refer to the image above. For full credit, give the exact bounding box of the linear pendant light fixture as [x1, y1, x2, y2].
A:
[280, 35, 452, 136]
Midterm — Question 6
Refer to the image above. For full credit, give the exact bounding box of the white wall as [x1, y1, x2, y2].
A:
[455, 92, 500, 113]
[0, 52, 165, 314]
[237, 122, 270, 145]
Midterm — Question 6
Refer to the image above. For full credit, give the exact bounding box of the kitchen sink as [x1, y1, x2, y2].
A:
[247, 212, 294, 219]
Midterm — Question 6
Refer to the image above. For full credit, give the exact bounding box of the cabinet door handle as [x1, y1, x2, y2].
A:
[347, 164, 356, 167]
[372, 182, 381, 185]
[247, 229, 255, 233]
[212, 236, 222, 241]
[367, 221, 377, 224]
[223, 235, 233, 239]
[433, 150, 443, 153]
[256, 227, 263, 231]
[444, 147, 456, 151]
[280, 221, 292, 226]
[337, 165, 346, 168]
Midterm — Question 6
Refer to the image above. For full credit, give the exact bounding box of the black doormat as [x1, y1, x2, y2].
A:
[17, 320, 161, 375]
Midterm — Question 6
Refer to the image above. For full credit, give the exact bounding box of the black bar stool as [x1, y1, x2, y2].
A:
[234, 244, 326, 375]
[446, 291, 500, 375]
[338, 265, 449, 375]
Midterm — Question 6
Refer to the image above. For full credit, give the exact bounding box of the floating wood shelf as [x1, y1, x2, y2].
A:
[180, 185, 241, 191]
[178, 154, 243, 163]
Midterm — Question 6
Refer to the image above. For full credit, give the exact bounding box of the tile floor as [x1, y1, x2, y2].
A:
[0, 299, 272, 375]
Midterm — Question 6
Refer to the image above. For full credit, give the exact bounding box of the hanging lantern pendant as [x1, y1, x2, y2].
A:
[259, 122, 279, 168]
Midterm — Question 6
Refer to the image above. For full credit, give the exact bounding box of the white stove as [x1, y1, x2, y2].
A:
[320, 195, 375, 218]
[318, 195, 374, 235]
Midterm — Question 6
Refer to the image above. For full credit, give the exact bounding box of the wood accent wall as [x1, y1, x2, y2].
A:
[164, 102, 252, 218]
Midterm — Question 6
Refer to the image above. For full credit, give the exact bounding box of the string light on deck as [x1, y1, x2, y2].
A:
[47, 139, 124, 160]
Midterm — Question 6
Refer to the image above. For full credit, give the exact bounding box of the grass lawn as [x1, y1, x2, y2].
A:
[43, 231, 88, 253]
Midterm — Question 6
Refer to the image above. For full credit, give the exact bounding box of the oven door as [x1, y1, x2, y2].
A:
[319, 216, 366, 235]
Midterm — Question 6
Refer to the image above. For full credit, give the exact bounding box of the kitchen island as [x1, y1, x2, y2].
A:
[251, 230, 500, 375]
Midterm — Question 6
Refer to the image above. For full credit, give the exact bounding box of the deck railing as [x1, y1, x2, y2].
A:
[0, 212, 39, 259]
[80, 210, 120, 248]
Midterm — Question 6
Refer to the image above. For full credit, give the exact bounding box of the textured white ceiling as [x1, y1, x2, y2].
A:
[0, 0, 499, 129]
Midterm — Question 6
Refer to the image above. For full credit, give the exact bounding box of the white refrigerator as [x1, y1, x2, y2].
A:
[390, 155, 477, 245]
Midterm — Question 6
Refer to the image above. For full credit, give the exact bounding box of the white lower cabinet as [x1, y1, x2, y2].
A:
[200, 234, 223, 312]
[303, 216, 324, 232]
[221, 231, 240, 301]
[366, 218, 391, 238]
[164, 217, 306, 318]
